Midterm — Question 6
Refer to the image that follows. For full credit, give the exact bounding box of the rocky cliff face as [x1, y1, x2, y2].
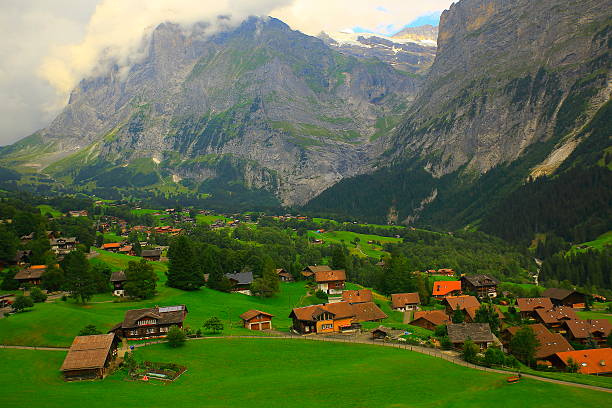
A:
[392, 24, 438, 42]
[390, 0, 611, 177]
[1, 17, 419, 206]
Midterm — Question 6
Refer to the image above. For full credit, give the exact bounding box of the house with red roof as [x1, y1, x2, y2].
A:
[432, 281, 462, 298]
[314, 269, 346, 295]
[410, 310, 450, 331]
[240, 310, 274, 330]
[391, 293, 420, 311]
[551, 348, 612, 375]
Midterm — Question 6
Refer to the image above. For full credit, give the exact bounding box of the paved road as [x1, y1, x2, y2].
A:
[0, 345, 68, 351]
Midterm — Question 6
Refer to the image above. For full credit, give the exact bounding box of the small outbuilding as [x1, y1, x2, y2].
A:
[240, 309, 274, 330]
[60, 333, 118, 381]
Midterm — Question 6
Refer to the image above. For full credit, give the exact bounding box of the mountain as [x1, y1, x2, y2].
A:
[0, 17, 420, 208]
[319, 27, 437, 73]
[305, 0, 611, 242]
[392, 24, 439, 43]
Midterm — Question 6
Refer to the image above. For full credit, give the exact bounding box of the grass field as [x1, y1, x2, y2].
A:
[37, 204, 63, 218]
[196, 214, 231, 224]
[569, 231, 612, 254]
[576, 310, 612, 324]
[307, 230, 402, 258]
[0, 339, 608, 408]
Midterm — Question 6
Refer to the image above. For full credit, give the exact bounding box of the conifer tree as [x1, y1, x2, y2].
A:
[167, 236, 204, 290]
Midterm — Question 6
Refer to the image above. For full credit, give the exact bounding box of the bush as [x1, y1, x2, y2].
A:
[484, 346, 505, 366]
[78, 324, 102, 336]
[12, 295, 34, 312]
[440, 336, 452, 350]
[166, 326, 187, 348]
[504, 355, 519, 368]
[462, 339, 479, 363]
[315, 289, 328, 301]
[203, 317, 224, 334]
[29, 287, 47, 303]
[434, 325, 447, 337]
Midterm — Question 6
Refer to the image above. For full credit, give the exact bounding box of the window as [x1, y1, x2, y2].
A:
[129, 330, 138, 336]
[138, 319, 157, 326]
[160, 326, 169, 333]
[321, 324, 333, 330]
[146, 327, 156, 334]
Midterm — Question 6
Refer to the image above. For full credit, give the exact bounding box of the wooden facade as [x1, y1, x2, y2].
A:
[110, 305, 188, 340]
[240, 310, 274, 330]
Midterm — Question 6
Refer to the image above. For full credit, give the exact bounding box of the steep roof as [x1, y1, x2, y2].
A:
[14, 266, 47, 280]
[443, 295, 480, 311]
[506, 324, 574, 359]
[447, 323, 494, 343]
[535, 306, 577, 324]
[60, 334, 115, 371]
[542, 288, 579, 301]
[342, 289, 373, 303]
[564, 319, 612, 339]
[289, 302, 356, 322]
[117, 305, 187, 329]
[516, 297, 554, 313]
[391, 293, 420, 308]
[303, 265, 331, 273]
[141, 249, 162, 257]
[50, 237, 77, 245]
[110, 270, 126, 282]
[314, 269, 346, 283]
[351, 302, 387, 322]
[432, 281, 461, 296]
[411, 310, 449, 326]
[555, 348, 612, 375]
[461, 274, 499, 287]
[225, 271, 253, 285]
[239, 309, 274, 321]
[102, 242, 121, 249]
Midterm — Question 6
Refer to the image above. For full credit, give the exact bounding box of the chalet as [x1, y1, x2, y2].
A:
[550, 348, 612, 375]
[110, 270, 127, 297]
[240, 310, 274, 330]
[12, 250, 32, 266]
[141, 248, 162, 261]
[289, 301, 385, 334]
[275, 268, 294, 282]
[102, 242, 122, 252]
[436, 268, 455, 276]
[118, 245, 134, 256]
[534, 306, 577, 331]
[110, 305, 188, 340]
[371, 325, 404, 340]
[391, 293, 420, 311]
[462, 305, 504, 323]
[60, 333, 118, 381]
[351, 302, 387, 322]
[447, 323, 495, 351]
[225, 272, 254, 294]
[503, 324, 573, 365]
[342, 289, 373, 304]
[542, 288, 586, 308]
[50, 237, 78, 255]
[563, 319, 612, 345]
[432, 280, 462, 298]
[14, 265, 47, 286]
[461, 274, 499, 298]
[314, 269, 346, 295]
[68, 210, 88, 217]
[301, 265, 331, 279]
[516, 298, 554, 319]
[410, 310, 450, 331]
[442, 295, 480, 317]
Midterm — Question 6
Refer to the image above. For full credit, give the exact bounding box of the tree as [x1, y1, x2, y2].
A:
[166, 325, 186, 348]
[124, 259, 157, 299]
[202, 316, 224, 333]
[0, 225, 18, 264]
[607, 332, 612, 347]
[41, 264, 65, 292]
[79, 324, 102, 336]
[0, 268, 20, 290]
[484, 346, 505, 366]
[12, 295, 34, 312]
[434, 325, 447, 337]
[61, 251, 96, 303]
[380, 253, 416, 295]
[475, 303, 501, 334]
[452, 308, 465, 323]
[251, 258, 280, 298]
[123, 351, 138, 374]
[462, 339, 479, 363]
[331, 245, 348, 270]
[167, 236, 204, 290]
[29, 287, 47, 303]
[509, 326, 540, 365]
[565, 357, 579, 373]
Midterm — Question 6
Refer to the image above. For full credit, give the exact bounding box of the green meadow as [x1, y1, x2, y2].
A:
[0, 339, 609, 408]
[307, 230, 402, 258]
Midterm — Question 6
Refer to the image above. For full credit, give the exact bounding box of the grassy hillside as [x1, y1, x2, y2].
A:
[306, 230, 401, 258]
[0, 340, 608, 408]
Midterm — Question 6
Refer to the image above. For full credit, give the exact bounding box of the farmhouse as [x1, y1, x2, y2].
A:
[342, 289, 373, 304]
[460, 274, 499, 298]
[371, 325, 404, 340]
[240, 310, 274, 330]
[110, 270, 127, 297]
[314, 269, 346, 295]
[542, 288, 586, 308]
[442, 295, 480, 316]
[410, 310, 450, 331]
[14, 265, 47, 286]
[563, 319, 612, 345]
[110, 305, 188, 340]
[225, 272, 254, 294]
[534, 306, 577, 331]
[351, 302, 387, 322]
[289, 301, 385, 334]
[302, 265, 331, 279]
[516, 298, 554, 319]
[447, 323, 495, 351]
[141, 248, 162, 261]
[101, 242, 121, 252]
[504, 324, 573, 364]
[432, 280, 461, 298]
[275, 268, 294, 282]
[50, 237, 78, 255]
[391, 293, 420, 311]
[551, 348, 612, 375]
[60, 334, 118, 381]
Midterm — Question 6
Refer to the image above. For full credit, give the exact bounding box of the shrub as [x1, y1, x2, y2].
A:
[166, 326, 187, 348]
[78, 324, 102, 336]
[440, 336, 452, 350]
[12, 295, 34, 312]
[315, 289, 328, 300]
[434, 325, 447, 337]
[484, 346, 505, 366]
[29, 287, 47, 303]
[461, 339, 479, 363]
[203, 317, 224, 334]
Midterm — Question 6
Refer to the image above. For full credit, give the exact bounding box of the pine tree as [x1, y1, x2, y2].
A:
[61, 251, 96, 303]
[167, 236, 204, 290]
[124, 259, 157, 299]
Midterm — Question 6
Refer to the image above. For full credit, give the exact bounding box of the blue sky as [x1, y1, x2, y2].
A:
[352, 11, 441, 35]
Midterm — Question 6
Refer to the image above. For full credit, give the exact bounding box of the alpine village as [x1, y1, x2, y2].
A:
[0, 0, 611, 407]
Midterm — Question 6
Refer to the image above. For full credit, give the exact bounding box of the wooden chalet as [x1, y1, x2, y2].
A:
[516, 297, 554, 319]
[60, 334, 118, 381]
[442, 295, 480, 316]
[460, 274, 499, 298]
[342, 289, 373, 304]
[50, 237, 78, 255]
[14, 265, 47, 286]
[110, 305, 188, 340]
[314, 269, 346, 295]
[371, 325, 404, 340]
[141, 248, 162, 261]
[110, 270, 127, 297]
[563, 319, 612, 345]
[289, 301, 385, 334]
[225, 272, 253, 294]
[410, 310, 450, 331]
[391, 292, 420, 311]
[550, 348, 612, 375]
[351, 302, 387, 322]
[503, 324, 573, 365]
[301, 265, 331, 279]
[432, 280, 461, 298]
[534, 306, 577, 331]
[542, 288, 586, 308]
[119, 245, 134, 256]
[101, 242, 122, 252]
[275, 268, 294, 282]
[240, 310, 274, 330]
[447, 323, 495, 351]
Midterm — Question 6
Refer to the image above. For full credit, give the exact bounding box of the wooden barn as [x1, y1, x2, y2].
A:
[110, 305, 188, 340]
[240, 310, 274, 330]
[60, 334, 118, 381]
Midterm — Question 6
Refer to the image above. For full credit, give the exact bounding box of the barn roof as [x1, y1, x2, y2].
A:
[14, 266, 47, 280]
[342, 289, 373, 303]
[117, 305, 187, 329]
[447, 323, 494, 343]
[109, 270, 126, 282]
[542, 288, 580, 301]
[432, 281, 461, 296]
[516, 298, 554, 312]
[240, 309, 274, 321]
[290, 302, 355, 321]
[391, 293, 420, 308]
[141, 249, 162, 257]
[225, 271, 253, 285]
[564, 319, 612, 339]
[411, 310, 449, 326]
[506, 324, 573, 359]
[443, 295, 480, 311]
[555, 348, 612, 375]
[351, 302, 387, 322]
[314, 269, 346, 283]
[535, 306, 577, 324]
[60, 334, 115, 371]
[461, 274, 499, 287]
